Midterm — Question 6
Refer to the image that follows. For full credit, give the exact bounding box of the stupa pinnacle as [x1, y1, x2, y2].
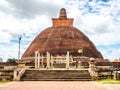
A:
[59, 8, 67, 20]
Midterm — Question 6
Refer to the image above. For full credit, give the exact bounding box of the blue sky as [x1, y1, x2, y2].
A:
[0, 0, 120, 61]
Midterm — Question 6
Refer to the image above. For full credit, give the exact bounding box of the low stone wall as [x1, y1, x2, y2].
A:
[0, 62, 18, 81]
[4, 66, 17, 70]
[96, 62, 120, 68]
[0, 61, 120, 81]
[0, 70, 14, 81]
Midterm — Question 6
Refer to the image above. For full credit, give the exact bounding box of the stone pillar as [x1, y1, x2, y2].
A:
[35, 51, 39, 69]
[66, 51, 69, 69]
[47, 52, 50, 69]
[78, 61, 82, 69]
[113, 71, 117, 80]
[13, 70, 17, 81]
[51, 55, 53, 68]
[41, 54, 44, 68]
[38, 52, 40, 68]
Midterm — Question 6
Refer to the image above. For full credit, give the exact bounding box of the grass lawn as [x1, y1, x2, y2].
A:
[97, 79, 120, 84]
[0, 81, 11, 85]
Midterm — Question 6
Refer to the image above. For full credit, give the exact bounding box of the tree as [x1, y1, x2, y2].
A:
[7, 58, 16, 63]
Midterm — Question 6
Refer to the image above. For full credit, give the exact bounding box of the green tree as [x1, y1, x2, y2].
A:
[7, 58, 16, 63]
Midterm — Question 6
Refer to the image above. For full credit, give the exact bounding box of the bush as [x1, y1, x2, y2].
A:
[7, 58, 16, 63]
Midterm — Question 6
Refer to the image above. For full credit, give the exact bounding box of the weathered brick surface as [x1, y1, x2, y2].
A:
[22, 8, 103, 61]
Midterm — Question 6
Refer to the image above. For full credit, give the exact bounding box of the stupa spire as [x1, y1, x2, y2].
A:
[59, 8, 67, 20]
[52, 8, 73, 26]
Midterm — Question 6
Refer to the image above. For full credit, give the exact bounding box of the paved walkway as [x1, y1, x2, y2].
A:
[104, 84, 120, 90]
[0, 81, 120, 90]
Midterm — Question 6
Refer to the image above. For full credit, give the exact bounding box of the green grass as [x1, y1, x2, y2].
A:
[0, 81, 11, 85]
[97, 79, 120, 84]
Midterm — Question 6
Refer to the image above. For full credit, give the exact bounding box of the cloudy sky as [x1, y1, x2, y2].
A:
[0, 0, 120, 62]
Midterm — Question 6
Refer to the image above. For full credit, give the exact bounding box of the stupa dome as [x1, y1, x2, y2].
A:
[22, 8, 103, 59]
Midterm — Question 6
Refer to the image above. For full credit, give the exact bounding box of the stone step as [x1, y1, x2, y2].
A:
[22, 76, 92, 79]
[23, 73, 91, 75]
[23, 75, 91, 78]
[21, 70, 92, 81]
[21, 78, 92, 81]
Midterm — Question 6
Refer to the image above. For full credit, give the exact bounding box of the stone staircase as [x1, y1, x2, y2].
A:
[21, 70, 92, 81]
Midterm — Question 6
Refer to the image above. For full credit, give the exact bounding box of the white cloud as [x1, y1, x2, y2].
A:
[0, 0, 9, 6]
[66, 0, 120, 60]
[0, 31, 11, 43]
[0, 0, 65, 61]
[99, 46, 120, 61]
[0, 43, 18, 61]
[4, 0, 65, 19]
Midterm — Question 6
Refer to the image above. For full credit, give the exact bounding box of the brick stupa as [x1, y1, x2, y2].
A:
[22, 8, 103, 60]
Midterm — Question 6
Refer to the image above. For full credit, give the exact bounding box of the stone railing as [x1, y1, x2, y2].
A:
[88, 58, 98, 80]
[14, 68, 26, 81]
[113, 71, 120, 80]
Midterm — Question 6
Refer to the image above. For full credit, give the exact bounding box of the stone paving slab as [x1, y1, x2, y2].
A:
[0, 81, 120, 90]
[103, 84, 120, 90]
